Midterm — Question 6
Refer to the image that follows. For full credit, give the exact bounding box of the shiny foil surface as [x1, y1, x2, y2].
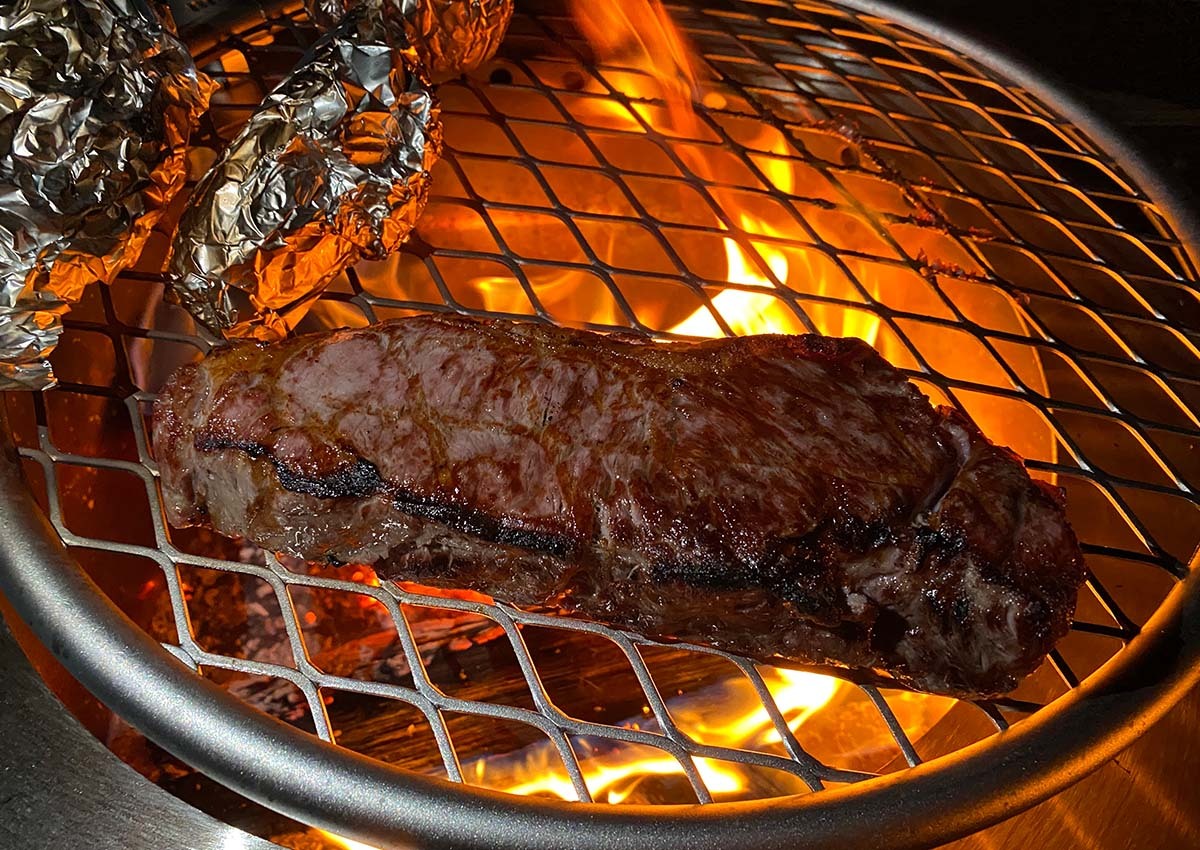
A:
[404, 0, 514, 77]
[305, 0, 514, 77]
[168, 7, 442, 341]
[0, 0, 214, 390]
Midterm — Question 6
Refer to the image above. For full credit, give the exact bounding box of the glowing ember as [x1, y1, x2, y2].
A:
[348, 565, 387, 612]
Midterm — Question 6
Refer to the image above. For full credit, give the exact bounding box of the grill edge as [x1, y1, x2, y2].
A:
[2, 0, 1200, 845]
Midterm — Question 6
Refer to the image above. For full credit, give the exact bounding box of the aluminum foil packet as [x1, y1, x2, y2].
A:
[168, 7, 442, 341]
[306, 0, 514, 78]
[404, 0, 514, 77]
[0, 0, 215, 391]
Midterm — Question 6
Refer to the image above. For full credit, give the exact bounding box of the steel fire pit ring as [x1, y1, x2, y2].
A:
[3, 0, 1200, 847]
[1, 444, 1198, 848]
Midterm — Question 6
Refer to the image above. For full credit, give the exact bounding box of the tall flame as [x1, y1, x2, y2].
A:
[559, 0, 883, 347]
[567, 0, 700, 134]
[312, 663, 945, 820]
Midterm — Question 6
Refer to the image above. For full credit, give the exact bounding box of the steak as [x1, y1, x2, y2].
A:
[153, 314, 1085, 697]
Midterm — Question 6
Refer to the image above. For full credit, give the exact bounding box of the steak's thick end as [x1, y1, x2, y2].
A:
[153, 315, 1085, 697]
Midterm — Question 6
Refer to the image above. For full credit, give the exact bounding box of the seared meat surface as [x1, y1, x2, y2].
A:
[154, 314, 1084, 697]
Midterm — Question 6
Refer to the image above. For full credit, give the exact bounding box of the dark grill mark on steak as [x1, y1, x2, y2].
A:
[152, 314, 1086, 698]
[194, 435, 386, 499]
[195, 434, 577, 558]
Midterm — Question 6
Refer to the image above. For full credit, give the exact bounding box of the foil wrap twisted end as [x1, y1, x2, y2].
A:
[0, 0, 215, 390]
[168, 9, 442, 341]
[306, 0, 514, 77]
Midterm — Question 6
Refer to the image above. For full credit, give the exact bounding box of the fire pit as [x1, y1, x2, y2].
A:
[1, 0, 1198, 848]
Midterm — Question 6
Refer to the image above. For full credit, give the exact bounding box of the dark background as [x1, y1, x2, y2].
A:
[881, 0, 1200, 201]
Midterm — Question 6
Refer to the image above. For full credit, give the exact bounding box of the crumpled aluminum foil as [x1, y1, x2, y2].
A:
[168, 6, 442, 341]
[0, 0, 214, 391]
[305, 0, 514, 78]
[404, 0, 514, 77]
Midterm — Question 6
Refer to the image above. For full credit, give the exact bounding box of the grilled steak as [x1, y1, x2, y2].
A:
[154, 314, 1085, 697]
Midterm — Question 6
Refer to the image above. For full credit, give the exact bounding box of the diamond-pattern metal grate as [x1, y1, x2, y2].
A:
[3, 0, 1199, 808]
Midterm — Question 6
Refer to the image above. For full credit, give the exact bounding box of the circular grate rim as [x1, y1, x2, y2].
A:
[1, 0, 1199, 847]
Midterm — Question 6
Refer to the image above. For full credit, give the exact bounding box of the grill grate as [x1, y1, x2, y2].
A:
[3, 0, 1198, 809]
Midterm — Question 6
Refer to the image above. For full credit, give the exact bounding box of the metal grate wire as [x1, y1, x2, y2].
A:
[3, 0, 1198, 808]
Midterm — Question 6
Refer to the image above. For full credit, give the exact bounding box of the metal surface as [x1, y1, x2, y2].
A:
[843, 0, 1200, 266]
[2, 435, 1198, 850]
[0, 0, 214, 391]
[0, 605, 279, 850]
[944, 689, 1200, 849]
[1, 0, 1200, 847]
[169, 1, 441, 341]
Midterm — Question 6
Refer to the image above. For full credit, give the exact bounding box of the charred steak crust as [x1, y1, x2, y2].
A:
[153, 314, 1085, 697]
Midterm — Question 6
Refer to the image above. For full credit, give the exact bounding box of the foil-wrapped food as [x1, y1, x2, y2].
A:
[403, 0, 514, 77]
[168, 6, 442, 340]
[0, 0, 214, 391]
[305, 0, 514, 78]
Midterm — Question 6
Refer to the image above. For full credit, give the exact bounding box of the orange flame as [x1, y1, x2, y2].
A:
[666, 212, 807, 339]
[692, 668, 840, 745]
[665, 163, 882, 345]
[501, 752, 743, 803]
[567, 0, 700, 134]
[472, 668, 841, 803]
[458, 1, 887, 346]
[317, 832, 379, 850]
[558, 0, 883, 347]
[313, 674, 843, 816]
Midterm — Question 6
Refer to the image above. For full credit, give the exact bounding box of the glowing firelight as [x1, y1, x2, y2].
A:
[504, 0, 880, 349]
[317, 832, 379, 850]
[466, 667, 841, 804]
[668, 231, 801, 338]
[698, 668, 841, 745]
[504, 669, 839, 803]
[311, 0, 991, 824]
[314, 671, 844, 825]
[566, 0, 701, 135]
[502, 752, 742, 803]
